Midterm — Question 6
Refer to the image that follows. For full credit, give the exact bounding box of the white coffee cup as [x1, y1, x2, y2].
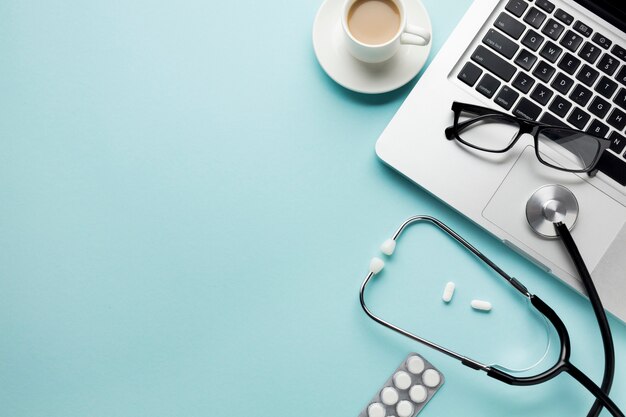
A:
[342, 0, 431, 63]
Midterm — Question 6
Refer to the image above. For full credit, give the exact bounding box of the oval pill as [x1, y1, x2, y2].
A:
[367, 402, 385, 417]
[392, 371, 412, 390]
[471, 299, 492, 311]
[409, 384, 428, 403]
[442, 281, 455, 303]
[380, 386, 399, 405]
[406, 355, 425, 374]
[422, 369, 441, 387]
[396, 400, 414, 417]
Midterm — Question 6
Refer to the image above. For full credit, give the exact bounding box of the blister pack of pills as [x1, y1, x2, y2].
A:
[358, 353, 444, 417]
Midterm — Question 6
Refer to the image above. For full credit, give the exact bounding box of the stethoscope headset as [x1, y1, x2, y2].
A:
[359, 185, 622, 417]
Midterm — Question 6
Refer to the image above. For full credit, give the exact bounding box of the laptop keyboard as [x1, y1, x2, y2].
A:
[456, 0, 626, 186]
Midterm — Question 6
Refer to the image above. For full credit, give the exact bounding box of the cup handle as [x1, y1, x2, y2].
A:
[400, 24, 431, 46]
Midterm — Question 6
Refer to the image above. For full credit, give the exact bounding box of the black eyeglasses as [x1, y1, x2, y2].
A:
[444, 101, 611, 174]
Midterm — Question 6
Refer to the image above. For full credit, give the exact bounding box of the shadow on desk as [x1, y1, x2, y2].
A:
[312, 51, 421, 106]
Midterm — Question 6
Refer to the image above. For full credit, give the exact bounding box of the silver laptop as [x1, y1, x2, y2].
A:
[376, 0, 626, 321]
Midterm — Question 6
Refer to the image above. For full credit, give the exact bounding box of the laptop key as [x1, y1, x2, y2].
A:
[530, 83, 554, 105]
[524, 7, 547, 30]
[515, 49, 537, 71]
[483, 29, 519, 59]
[495, 12, 526, 40]
[557, 52, 581, 75]
[541, 19, 564, 41]
[576, 64, 599, 87]
[611, 45, 626, 61]
[471, 46, 517, 82]
[559, 30, 583, 53]
[570, 84, 593, 106]
[597, 54, 619, 76]
[549, 95, 572, 117]
[533, 60, 556, 83]
[540, 41, 562, 63]
[521, 29, 545, 52]
[614, 88, 626, 110]
[567, 107, 591, 129]
[551, 72, 574, 94]
[458, 62, 483, 87]
[535, 0, 555, 14]
[592, 33, 612, 50]
[608, 131, 626, 154]
[586, 119, 609, 138]
[476, 73, 501, 98]
[616, 66, 626, 86]
[573, 21, 593, 37]
[554, 9, 574, 26]
[579, 42, 601, 64]
[494, 85, 520, 110]
[505, 0, 528, 18]
[512, 72, 536, 93]
[588, 96, 610, 119]
[607, 108, 626, 131]
[594, 76, 618, 99]
[596, 151, 626, 186]
[513, 97, 542, 120]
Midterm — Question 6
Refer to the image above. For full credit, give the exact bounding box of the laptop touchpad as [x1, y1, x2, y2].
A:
[482, 146, 626, 279]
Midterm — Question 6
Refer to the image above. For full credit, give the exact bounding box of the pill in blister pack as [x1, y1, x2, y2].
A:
[358, 353, 444, 417]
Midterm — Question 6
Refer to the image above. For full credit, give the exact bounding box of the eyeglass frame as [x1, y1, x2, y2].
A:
[444, 101, 612, 176]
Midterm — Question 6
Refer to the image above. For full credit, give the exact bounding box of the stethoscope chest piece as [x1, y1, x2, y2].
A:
[526, 184, 579, 238]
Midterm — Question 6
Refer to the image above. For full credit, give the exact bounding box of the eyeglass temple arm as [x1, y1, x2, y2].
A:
[444, 125, 456, 140]
[450, 101, 510, 117]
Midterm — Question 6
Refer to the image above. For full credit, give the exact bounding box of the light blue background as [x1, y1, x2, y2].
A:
[1, 0, 624, 416]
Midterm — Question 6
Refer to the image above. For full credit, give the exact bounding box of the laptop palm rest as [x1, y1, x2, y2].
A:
[482, 146, 626, 283]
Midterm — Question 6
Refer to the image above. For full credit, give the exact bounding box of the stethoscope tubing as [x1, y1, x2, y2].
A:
[554, 221, 615, 417]
[359, 215, 624, 417]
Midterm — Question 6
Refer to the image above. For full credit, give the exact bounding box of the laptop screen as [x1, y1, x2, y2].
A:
[574, 0, 626, 33]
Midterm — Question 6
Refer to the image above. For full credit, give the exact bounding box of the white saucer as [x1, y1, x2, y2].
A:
[312, 0, 432, 94]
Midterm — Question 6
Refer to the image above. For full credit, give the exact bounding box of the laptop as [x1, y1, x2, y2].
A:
[376, 0, 626, 321]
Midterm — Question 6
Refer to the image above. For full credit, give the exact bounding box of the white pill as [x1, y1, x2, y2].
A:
[422, 369, 441, 387]
[471, 299, 492, 311]
[380, 239, 396, 255]
[396, 400, 414, 417]
[392, 371, 412, 390]
[380, 386, 399, 405]
[406, 355, 425, 374]
[367, 402, 385, 417]
[442, 281, 455, 303]
[369, 257, 385, 274]
[409, 384, 428, 403]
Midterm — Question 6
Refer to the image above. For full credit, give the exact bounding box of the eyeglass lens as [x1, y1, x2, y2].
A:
[455, 110, 603, 171]
[536, 128, 602, 171]
[455, 112, 519, 152]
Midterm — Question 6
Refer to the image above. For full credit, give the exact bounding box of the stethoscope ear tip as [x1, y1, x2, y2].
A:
[369, 257, 385, 274]
[380, 238, 396, 256]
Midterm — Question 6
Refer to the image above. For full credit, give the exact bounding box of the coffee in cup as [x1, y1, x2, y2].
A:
[342, 0, 431, 63]
[347, 0, 401, 46]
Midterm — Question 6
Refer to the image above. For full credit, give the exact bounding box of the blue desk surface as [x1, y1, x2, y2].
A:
[1, 1, 624, 416]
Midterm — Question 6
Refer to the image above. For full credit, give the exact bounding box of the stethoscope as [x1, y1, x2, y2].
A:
[359, 185, 623, 417]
